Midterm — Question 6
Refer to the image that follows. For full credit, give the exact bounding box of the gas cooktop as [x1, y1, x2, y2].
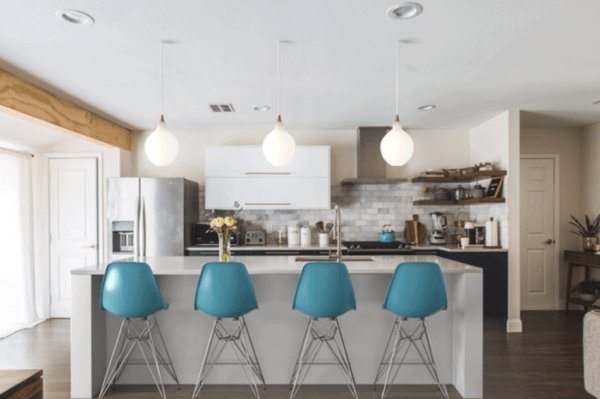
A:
[342, 241, 411, 250]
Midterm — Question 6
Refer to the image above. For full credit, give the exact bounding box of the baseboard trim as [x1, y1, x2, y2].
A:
[507, 318, 523, 333]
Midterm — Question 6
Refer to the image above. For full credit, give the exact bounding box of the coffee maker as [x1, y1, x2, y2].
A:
[429, 212, 447, 245]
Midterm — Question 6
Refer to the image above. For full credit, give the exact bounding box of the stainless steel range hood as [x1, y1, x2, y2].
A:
[341, 126, 408, 185]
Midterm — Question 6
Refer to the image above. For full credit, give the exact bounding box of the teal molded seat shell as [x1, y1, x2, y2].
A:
[100, 262, 168, 319]
[293, 262, 356, 318]
[194, 262, 258, 318]
[383, 262, 447, 319]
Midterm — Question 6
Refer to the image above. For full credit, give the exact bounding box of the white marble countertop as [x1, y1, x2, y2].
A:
[186, 244, 338, 251]
[186, 243, 507, 253]
[71, 254, 481, 275]
[414, 244, 508, 253]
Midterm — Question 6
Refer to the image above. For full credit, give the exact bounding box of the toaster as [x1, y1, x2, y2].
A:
[245, 230, 266, 246]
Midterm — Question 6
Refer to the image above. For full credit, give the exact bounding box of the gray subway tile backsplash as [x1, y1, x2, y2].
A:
[199, 184, 508, 247]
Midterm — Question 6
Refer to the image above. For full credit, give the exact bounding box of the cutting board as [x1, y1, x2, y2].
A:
[404, 215, 427, 244]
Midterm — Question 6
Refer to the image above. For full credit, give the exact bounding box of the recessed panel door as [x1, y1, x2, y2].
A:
[520, 158, 556, 310]
[50, 158, 98, 317]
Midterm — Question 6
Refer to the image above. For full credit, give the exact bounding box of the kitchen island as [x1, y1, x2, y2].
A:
[71, 255, 482, 399]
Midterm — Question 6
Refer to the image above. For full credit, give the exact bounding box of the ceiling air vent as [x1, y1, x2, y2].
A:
[209, 104, 235, 112]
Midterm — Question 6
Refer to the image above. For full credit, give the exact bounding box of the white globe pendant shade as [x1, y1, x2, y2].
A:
[380, 116, 414, 166]
[145, 115, 179, 166]
[262, 116, 296, 166]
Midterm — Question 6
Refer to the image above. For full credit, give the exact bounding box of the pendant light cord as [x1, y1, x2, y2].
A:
[277, 40, 281, 117]
[159, 40, 164, 117]
[395, 40, 399, 117]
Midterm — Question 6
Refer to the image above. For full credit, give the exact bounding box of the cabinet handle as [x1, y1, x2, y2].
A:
[245, 203, 291, 206]
[244, 172, 291, 175]
[273, 251, 300, 255]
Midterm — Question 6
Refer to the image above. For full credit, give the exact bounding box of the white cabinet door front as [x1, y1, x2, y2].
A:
[206, 177, 330, 210]
[205, 146, 329, 178]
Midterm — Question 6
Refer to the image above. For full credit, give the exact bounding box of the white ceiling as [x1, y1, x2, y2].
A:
[1, 0, 600, 139]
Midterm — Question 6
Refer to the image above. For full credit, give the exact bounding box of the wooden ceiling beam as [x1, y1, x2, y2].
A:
[0, 67, 131, 150]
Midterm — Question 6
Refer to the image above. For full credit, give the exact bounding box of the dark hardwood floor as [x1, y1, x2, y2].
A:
[0, 311, 594, 398]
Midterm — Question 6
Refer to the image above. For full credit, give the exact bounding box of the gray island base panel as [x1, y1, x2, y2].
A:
[71, 255, 482, 399]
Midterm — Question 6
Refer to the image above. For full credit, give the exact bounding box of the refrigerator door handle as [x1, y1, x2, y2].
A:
[141, 196, 147, 257]
[135, 196, 141, 257]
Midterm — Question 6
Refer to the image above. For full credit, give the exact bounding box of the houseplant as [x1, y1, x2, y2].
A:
[210, 215, 238, 262]
[569, 214, 600, 252]
[571, 279, 600, 302]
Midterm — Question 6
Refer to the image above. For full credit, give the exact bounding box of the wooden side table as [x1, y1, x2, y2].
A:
[0, 369, 43, 399]
[565, 250, 600, 313]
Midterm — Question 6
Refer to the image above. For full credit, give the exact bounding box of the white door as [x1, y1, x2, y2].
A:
[50, 158, 98, 317]
[520, 158, 556, 310]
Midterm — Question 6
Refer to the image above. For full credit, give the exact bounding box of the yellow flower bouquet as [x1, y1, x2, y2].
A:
[210, 215, 238, 262]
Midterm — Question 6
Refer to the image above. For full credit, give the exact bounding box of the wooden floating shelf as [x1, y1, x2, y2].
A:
[413, 197, 506, 206]
[412, 170, 507, 183]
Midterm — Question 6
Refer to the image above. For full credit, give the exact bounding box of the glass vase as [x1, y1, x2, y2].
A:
[583, 237, 599, 252]
[218, 235, 231, 262]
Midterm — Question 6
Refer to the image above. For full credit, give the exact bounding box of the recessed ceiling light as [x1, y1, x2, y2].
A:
[254, 105, 270, 111]
[418, 104, 436, 111]
[387, 3, 423, 20]
[55, 9, 94, 26]
[593, 100, 600, 105]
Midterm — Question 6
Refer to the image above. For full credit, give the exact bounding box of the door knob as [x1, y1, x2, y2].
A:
[82, 244, 98, 249]
[545, 239, 555, 245]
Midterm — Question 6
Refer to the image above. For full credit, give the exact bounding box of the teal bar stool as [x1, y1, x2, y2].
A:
[192, 262, 265, 398]
[99, 262, 179, 399]
[289, 262, 357, 398]
[373, 262, 449, 399]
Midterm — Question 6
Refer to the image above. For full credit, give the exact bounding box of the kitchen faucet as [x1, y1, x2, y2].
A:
[334, 205, 343, 262]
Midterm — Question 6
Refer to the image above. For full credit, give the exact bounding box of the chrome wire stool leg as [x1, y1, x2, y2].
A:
[192, 317, 265, 399]
[373, 317, 449, 399]
[289, 317, 358, 399]
[99, 317, 178, 399]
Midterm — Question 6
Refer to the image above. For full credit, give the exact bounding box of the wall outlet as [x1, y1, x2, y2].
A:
[266, 224, 273, 233]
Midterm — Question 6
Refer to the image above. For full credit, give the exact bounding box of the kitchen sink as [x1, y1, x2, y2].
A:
[295, 256, 374, 262]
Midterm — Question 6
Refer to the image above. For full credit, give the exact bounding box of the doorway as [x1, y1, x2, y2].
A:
[49, 156, 99, 317]
[520, 156, 560, 310]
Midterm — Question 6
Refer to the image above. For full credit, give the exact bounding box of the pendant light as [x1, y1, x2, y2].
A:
[145, 41, 179, 166]
[380, 40, 414, 166]
[262, 40, 296, 166]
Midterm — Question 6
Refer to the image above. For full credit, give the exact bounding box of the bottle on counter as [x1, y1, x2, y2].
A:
[300, 225, 311, 247]
[278, 228, 287, 246]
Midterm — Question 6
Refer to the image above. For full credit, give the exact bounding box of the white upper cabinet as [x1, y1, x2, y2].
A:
[205, 146, 329, 178]
[205, 146, 331, 210]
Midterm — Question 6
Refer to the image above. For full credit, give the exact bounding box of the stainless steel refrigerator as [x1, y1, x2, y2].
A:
[106, 178, 199, 262]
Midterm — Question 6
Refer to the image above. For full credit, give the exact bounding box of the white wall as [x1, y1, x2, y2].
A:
[387, 129, 471, 180]
[469, 110, 520, 332]
[582, 122, 600, 216]
[132, 126, 471, 184]
[521, 127, 583, 308]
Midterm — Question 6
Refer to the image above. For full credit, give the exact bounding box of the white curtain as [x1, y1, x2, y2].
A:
[0, 149, 43, 338]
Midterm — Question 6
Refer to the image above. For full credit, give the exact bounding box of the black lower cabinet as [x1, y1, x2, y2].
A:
[437, 251, 508, 318]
